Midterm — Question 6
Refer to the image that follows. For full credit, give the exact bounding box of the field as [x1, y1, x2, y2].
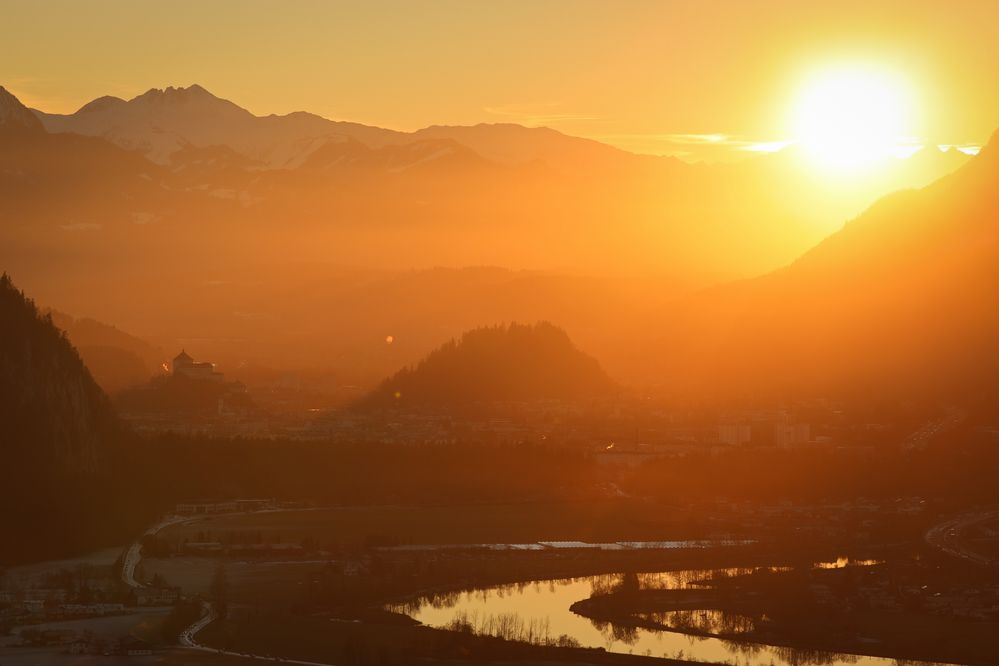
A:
[140, 556, 322, 606]
[1, 547, 123, 588]
[0, 645, 262, 666]
[22, 609, 170, 641]
[157, 500, 711, 550]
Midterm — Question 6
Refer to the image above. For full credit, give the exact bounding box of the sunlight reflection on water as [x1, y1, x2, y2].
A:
[395, 567, 953, 666]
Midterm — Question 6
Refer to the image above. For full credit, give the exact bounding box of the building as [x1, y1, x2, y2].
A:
[235, 498, 274, 512]
[175, 499, 238, 515]
[20, 588, 68, 603]
[172, 350, 224, 382]
[181, 541, 225, 555]
[21, 599, 45, 616]
[134, 586, 180, 606]
[718, 423, 752, 446]
[775, 422, 811, 448]
[57, 603, 124, 617]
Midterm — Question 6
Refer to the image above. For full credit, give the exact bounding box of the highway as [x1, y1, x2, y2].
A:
[902, 407, 965, 452]
[924, 510, 999, 566]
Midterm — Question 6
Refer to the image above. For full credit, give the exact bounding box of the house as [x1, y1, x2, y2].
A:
[172, 350, 224, 382]
[21, 599, 46, 616]
[235, 498, 274, 512]
[57, 602, 125, 617]
[134, 586, 180, 606]
[21, 588, 68, 602]
[175, 499, 238, 515]
[182, 541, 226, 555]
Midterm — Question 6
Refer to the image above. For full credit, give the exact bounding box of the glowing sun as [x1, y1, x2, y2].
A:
[791, 66, 916, 173]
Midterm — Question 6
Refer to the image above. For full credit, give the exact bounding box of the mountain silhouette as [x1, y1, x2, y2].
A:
[35, 84, 407, 167]
[47, 309, 163, 393]
[0, 85, 44, 133]
[0, 83, 985, 387]
[10, 83, 972, 282]
[358, 322, 615, 411]
[34, 85, 646, 172]
[0, 274, 120, 475]
[409, 122, 646, 171]
[0, 275, 153, 563]
[629, 128, 999, 399]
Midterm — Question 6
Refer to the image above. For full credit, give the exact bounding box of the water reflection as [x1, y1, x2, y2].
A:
[394, 568, 953, 666]
[814, 556, 884, 569]
[637, 608, 757, 635]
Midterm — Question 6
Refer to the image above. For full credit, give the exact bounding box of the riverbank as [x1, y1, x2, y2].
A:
[567, 565, 997, 666]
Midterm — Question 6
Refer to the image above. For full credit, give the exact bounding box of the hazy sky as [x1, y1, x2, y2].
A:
[2, 0, 997, 156]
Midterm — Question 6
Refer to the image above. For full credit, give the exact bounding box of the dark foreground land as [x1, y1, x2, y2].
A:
[5, 494, 999, 666]
[141, 500, 995, 666]
[570, 560, 999, 665]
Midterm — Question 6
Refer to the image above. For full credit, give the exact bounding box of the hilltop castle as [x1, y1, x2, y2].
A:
[172, 350, 224, 382]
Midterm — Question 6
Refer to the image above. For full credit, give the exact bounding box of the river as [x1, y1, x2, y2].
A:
[394, 566, 957, 666]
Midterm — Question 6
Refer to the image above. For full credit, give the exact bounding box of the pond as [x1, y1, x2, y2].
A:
[394, 567, 956, 666]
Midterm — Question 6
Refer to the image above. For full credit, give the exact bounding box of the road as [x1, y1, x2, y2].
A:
[178, 601, 216, 648]
[121, 514, 197, 588]
[902, 407, 965, 451]
[924, 510, 999, 566]
[178, 601, 337, 666]
[123, 513, 338, 665]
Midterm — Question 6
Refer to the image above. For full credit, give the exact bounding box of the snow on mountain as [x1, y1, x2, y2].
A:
[34, 85, 406, 168]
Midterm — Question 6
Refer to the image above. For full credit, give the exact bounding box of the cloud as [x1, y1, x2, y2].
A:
[741, 140, 793, 153]
[593, 132, 794, 160]
[660, 133, 730, 145]
[937, 144, 982, 156]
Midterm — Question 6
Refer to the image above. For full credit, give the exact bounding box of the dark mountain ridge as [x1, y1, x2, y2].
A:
[46, 309, 163, 394]
[0, 274, 120, 474]
[358, 322, 616, 411]
[0, 85, 44, 132]
[630, 127, 999, 400]
[0, 274, 137, 563]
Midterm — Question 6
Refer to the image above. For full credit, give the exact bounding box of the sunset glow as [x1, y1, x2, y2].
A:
[3, 4, 999, 664]
[790, 66, 916, 173]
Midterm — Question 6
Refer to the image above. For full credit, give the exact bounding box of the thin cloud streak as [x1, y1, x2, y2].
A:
[483, 102, 601, 126]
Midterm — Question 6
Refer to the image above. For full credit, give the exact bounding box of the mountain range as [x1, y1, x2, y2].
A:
[2, 84, 970, 280]
[32, 84, 633, 171]
[2, 83, 995, 400]
[622, 128, 999, 399]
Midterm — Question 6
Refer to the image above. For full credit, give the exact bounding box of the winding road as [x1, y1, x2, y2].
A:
[121, 514, 194, 588]
[924, 510, 999, 566]
[122, 514, 339, 665]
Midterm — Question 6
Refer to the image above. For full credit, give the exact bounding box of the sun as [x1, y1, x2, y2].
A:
[790, 66, 916, 173]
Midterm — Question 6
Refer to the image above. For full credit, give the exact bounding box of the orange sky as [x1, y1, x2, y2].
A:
[2, 0, 997, 157]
